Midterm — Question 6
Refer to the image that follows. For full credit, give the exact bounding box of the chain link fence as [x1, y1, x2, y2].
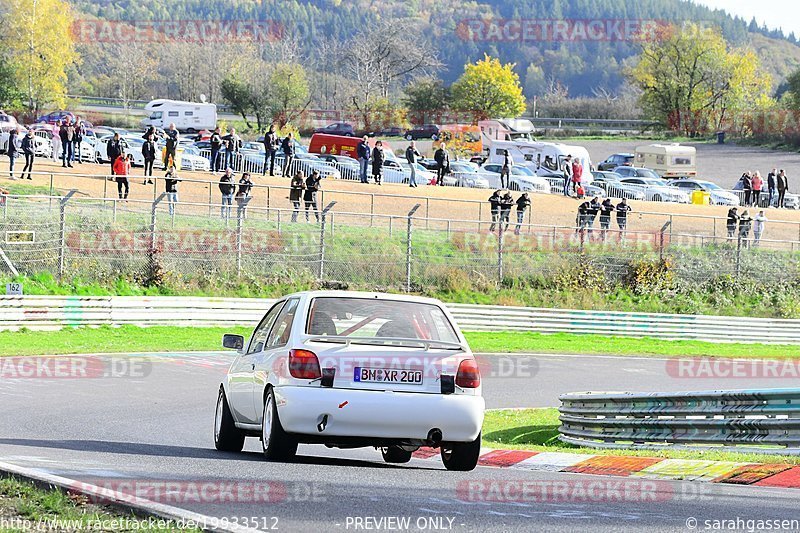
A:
[1, 194, 799, 291]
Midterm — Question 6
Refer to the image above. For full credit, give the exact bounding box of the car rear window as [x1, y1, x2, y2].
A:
[306, 297, 459, 343]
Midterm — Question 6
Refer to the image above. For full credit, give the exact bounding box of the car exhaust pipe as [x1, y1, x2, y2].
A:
[426, 428, 442, 446]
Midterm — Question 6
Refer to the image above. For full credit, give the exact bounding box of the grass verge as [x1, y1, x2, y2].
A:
[0, 476, 199, 532]
[0, 326, 798, 359]
[483, 408, 800, 465]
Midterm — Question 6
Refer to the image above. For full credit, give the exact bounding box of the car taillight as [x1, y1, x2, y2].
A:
[456, 358, 481, 388]
[288, 349, 321, 380]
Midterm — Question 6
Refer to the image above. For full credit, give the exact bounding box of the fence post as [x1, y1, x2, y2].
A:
[370, 194, 375, 227]
[498, 220, 505, 284]
[659, 221, 671, 262]
[49, 173, 54, 210]
[318, 201, 337, 280]
[236, 197, 251, 278]
[389, 216, 393, 237]
[208, 185, 213, 218]
[736, 233, 742, 278]
[406, 204, 421, 292]
[150, 193, 166, 255]
[425, 198, 430, 229]
[57, 190, 77, 281]
[266, 186, 270, 210]
[277, 209, 282, 235]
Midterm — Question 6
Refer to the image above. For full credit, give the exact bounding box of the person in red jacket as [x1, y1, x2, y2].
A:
[113, 153, 132, 200]
[571, 158, 583, 195]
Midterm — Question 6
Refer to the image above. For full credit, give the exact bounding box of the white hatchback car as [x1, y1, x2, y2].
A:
[215, 291, 485, 471]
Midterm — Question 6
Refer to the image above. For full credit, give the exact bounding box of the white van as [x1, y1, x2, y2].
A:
[141, 99, 217, 133]
[634, 143, 696, 178]
[485, 139, 594, 184]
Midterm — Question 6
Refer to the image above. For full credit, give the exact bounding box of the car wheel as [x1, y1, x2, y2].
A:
[214, 387, 245, 452]
[381, 446, 412, 464]
[652, 194, 662, 202]
[431, 134, 438, 141]
[441, 432, 481, 471]
[405, 134, 413, 141]
[261, 387, 298, 461]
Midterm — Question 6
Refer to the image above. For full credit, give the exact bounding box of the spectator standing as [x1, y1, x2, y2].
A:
[209, 127, 223, 172]
[59, 119, 74, 168]
[113, 153, 132, 200]
[163, 123, 179, 170]
[289, 171, 305, 222]
[777, 170, 789, 208]
[357, 136, 370, 184]
[488, 190, 502, 232]
[767, 168, 777, 207]
[304, 170, 321, 222]
[281, 133, 295, 177]
[218, 168, 235, 220]
[599, 198, 614, 240]
[500, 149, 512, 189]
[142, 126, 156, 141]
[7, 127, 18, 179]
[571, 157, 583, 195]
[434, 142, 450, 186]
[752, 171, 763, 207]
[576, 199, 590, 232]
[562, 155, 573, 196]
[164, 166, 180, 216]
[371, 140, 385, 185]
[223, 127, 241, 170]
[616, 198, 632, 237]
[142, 134, 156, 185]
[405, 141, 421, 187]
[236, 172, 253, 219]
[73, 119, 84, 164]
[740, 171, 752, 206]
[753, 210, 767, 245]
[514, 192, 531, 235]
[738, 210, 752, 247]
[586, 196, 601, 235]
[20, 130, 34, 180]
[499, 191, 514, 231]
[726, 207, 739, 238]
[262, 125, 278, 176]
[106, 133, 123, 177]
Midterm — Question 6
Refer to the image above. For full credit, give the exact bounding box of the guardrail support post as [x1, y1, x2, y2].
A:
[150, 193, 166, 255]
[406, 204, 421, 292]
[498, 221, 505, 284]
[57, 190, 77, 281]
[318, 201, 337, 280]
[659, 221, 671, 262]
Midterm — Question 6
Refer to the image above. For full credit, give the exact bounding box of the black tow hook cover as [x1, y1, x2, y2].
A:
[321, 367, 336, 388]
[441, 375, 455, 395]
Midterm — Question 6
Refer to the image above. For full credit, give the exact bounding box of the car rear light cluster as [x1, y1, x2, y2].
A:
[455, 358, 481, 388]
[288, 349, 321, 379]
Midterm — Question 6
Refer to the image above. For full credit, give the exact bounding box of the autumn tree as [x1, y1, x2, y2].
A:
[0, 0, 78, 117]
[450, 55, 526, 121]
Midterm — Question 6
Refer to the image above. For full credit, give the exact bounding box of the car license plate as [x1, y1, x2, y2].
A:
[354, 367, 423, 385]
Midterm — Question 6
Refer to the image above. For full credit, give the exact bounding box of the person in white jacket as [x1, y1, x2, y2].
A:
[753, 210, 767, 245]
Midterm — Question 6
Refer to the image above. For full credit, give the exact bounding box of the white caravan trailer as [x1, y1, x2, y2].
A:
[485, 139, 594, 184]
[634, 143, 697, 178]
[478, 118, 536, 145]
[141, 99, 217, 132]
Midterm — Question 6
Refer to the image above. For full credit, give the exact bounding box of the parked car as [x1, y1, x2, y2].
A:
[404, 124, 440, 141]
[0, 126, 50, 157]
[180, 145, 211, 172]
[399, 161, 437, 186]
[612, 166, 661, 180]
[36, 111, 75, 125]
[317, 153, 362, 180]
[591, 171, 646, 200]
[597, 153, 634, 171]
[369, 126, 404, 137]
[620, 177, 690, 203]
[480, 163, 550, 193]
[95, 134, 133, 164]
[669, 179, 739, 206]
[314, 122, 355, 136]
[447, 161, 491, 188]
[215, 291, 485, 471]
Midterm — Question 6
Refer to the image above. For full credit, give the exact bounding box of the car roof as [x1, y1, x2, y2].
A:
[280, 290, 445, 306]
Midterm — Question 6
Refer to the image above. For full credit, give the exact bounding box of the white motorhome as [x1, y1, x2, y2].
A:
[485, 139, 594, 184]
[634, 143, 696, 178]
[141, 99, 217, 132]
[478, 118, 536, 145]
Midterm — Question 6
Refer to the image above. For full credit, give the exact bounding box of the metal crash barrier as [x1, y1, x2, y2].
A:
[559, 388, 800, 455]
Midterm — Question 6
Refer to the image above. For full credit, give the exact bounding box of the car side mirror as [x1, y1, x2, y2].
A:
[222, 334, 245, 352]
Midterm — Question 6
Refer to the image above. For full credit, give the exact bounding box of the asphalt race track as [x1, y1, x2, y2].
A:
[1, 352, 799, 532]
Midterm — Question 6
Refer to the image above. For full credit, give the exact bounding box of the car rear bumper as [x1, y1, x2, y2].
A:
[275, 385, 484, 443]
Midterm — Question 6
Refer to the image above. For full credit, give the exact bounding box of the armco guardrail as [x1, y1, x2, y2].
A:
[2, 296, 800, 343]
[559, 389, 800, 455]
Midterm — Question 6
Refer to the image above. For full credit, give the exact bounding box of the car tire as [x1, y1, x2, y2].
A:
[261, 387, 298, 461]
[405, 134, 413, 141]
[214, 387, 245, 452]
[441, 432, 481, 471]
[431, 134, 438, 140]
[381, 446, 412, 464]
